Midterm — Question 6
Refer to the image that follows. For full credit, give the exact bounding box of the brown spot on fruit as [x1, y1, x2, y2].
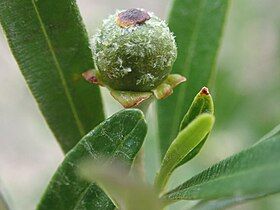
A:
[116, 8, 150, 28]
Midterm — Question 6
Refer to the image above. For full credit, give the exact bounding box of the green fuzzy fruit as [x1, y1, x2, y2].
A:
[91, 8, 177, 92]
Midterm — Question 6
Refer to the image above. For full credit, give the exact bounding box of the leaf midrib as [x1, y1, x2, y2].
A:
[31, 0, 85, 136]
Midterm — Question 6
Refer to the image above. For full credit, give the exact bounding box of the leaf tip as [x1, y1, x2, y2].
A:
[152, 83, 173, 99]
[200, 87, 210, 96]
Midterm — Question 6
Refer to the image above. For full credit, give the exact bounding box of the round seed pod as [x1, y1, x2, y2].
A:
[91, 8, 177, 92]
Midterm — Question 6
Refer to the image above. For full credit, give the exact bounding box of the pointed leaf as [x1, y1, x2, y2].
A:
[157, 0, 230, 159]
[37, 109, 147, 210]
[154, 114, 215, 194]
[163, 125, 280, 202]
[152, 83, 173, 100]
[152, 74, 186, 99]
[0, 0, 104, 153]
[176, 87, 214, 167]
[80, 160, 163, 210]
[165, 74, 187, 88]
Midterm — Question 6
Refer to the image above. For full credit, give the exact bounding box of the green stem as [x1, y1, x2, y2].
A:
[137, 96, 154, 114]
[132, 148, 146, 181]
[132, 97, 154, 181]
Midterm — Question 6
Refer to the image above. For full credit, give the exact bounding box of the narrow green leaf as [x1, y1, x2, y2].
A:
[191, 194, 268, 210]
[80, 160, 163, 210]
[154, 114, 215, 194]
[191, 199, 241, 210]
[37, 109, 147, 210]
[163, 124, 280, 202]
[157, 0, 230, 159]
[0, 0, 104, 153]
[176, 87, 214, 167]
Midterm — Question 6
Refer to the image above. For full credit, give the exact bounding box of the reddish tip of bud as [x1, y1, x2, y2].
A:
[200, 87, 210, 95]
[116, 8, 150, 28]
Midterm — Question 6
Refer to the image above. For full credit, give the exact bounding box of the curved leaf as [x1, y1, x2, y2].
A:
[176, 87, 214, 167]
[154, 114, 215, 194]
[157, 0, 230, 159]
[37, 109, 147, 210]
[0, 0, 104, 153]
[163, 124, 280, 202]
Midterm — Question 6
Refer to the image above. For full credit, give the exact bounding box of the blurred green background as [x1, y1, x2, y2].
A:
[0, 0, 279, 209]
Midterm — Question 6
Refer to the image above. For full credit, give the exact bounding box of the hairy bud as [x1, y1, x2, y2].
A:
[91, 8, 177, 92]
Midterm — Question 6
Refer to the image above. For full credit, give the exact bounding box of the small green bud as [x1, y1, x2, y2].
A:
[83, 9, 186, 108]
[91, 8, 177, 92]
